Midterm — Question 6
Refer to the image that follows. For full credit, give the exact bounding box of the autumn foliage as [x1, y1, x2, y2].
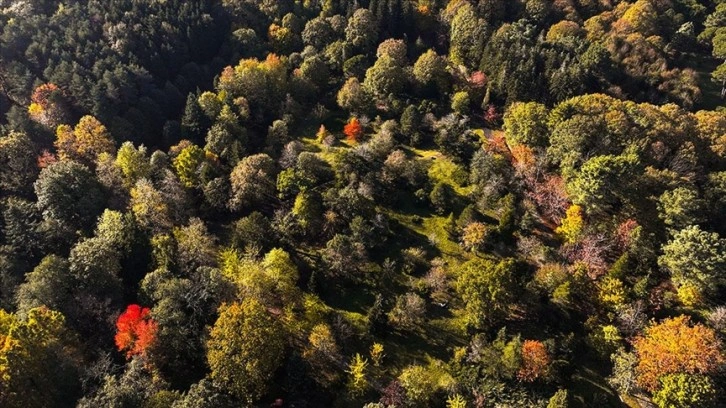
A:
[115, 304, 157, 358]
[633, 316, 724, 392]
[29, 83, 68, 127]
[344, 117, 363, 143]
[517, 340, 551, 382]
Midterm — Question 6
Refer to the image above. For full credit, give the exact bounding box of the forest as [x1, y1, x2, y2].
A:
[0, 0, 725, 407]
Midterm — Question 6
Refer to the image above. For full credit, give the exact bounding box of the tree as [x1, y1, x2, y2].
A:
[363, 55, 406, 99]
[173, 218, 217, 276]
[28, 83, 69, 128]
[173, 144, 206, 188]
[608, 348, 638, 396]
[15, 256, 71, 316]
[461, 222, 490, 251]
[322, 234, 367, 278]
[547, 389, 569, 408]
[517, 340, 551, 382]
[430, 182, 455, 214]
[657, 187, 705, 230]
[0, 131, 38, 196]
[567, 152, 639, 215]
[0, 307, 80, 408]
[633, 316, 724, 392]
[456, 258, 517, 329]
[451, 91, 470, 115]
[447, 394, 467, 408]
[76, 357, 159, 408]
[347, 353, 369, 396]
[302, 17, 335, 50]
[68, 237, 123, 300]
[229, 153, 277, 211]
[55, 115, 116, 164]
[231, 212, 273, 252]
[181, 93, 209, 145]
[171, 379, 234, 408]
[344, 117, 363, 143]
[658, 226, 726, 297]
[346, 9, 378, 52]
[398, 365, 437, 405]
[206, 299, 284, 403]
[337, 77, 372, 114]
[547, 21, 584, 42]
[652, 374, 717, 408]
[115, 142, 150, 187]
[449, 2, 485, 69]
[115, 304, 158, 359]
[34, 160, 105, 231]
[503, 102, 549, 148]
[376, 39, 407, 66]
[370, 343, 384, 367]
[130, 179, 173, 233]
[304, 323, 341, 364]
[555, 205, 583, 243]
[412, 49, 448, 94]
[388, 292, 426, 329]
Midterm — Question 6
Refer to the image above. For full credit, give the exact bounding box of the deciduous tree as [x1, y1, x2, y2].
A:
[207, 299, 284, 404]
[633, 316, 724, 392]
[115, 304, 157, 358]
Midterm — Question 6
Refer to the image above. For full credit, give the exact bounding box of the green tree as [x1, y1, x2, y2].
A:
[0, 307, 80, 408]
[567, 152, 639, 215]
[181, 93, 209, 145]
[456, 258, 517, 329]
[657, 187, 705, 230]
[608, 348, 638, 395]
[346, 9, 378, 52]
[547, 389, 569, 408]
[207, 299, 284, 404]
[115, 142, 150, 188]
[363, 55, 406, 99]
[503, 102, 549, 148]
[15, 256, 71, 316]
[302, 17, 335, 50]
[430, 182, 455, 215]
[34, 161, 105, 231]
[412, 49, 449, 95]
[652, 374, 717, 408]
[451, 91, 470, 115]
[173, 144, 205, 188]
[398, 365, 437, 405]
[659, 225, 726, 296]
[337, 77, 372, 114]
[449, 2, 486, 68]
[0, 132, 38, 196]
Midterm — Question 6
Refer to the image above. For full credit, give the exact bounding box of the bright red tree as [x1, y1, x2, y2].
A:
[344, 117, 363, 143]
[115, 304, 157, 358]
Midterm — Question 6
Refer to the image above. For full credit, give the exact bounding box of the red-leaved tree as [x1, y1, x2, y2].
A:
[344, 117, 363, 143]
[518, 340, 551, 382]
[115, 304, 157, 358]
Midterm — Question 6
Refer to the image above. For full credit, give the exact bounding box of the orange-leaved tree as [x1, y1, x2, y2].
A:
[517, 340, 551, 382]
[633, 315, 724, 392]
[344, 117, 363, 143]
[115, 304, 157, 358]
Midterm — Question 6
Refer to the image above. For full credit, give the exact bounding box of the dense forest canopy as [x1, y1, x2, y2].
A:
[0, 0, 725, 407]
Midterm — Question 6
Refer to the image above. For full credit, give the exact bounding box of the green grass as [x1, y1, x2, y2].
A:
[427, 156, 472, 196]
